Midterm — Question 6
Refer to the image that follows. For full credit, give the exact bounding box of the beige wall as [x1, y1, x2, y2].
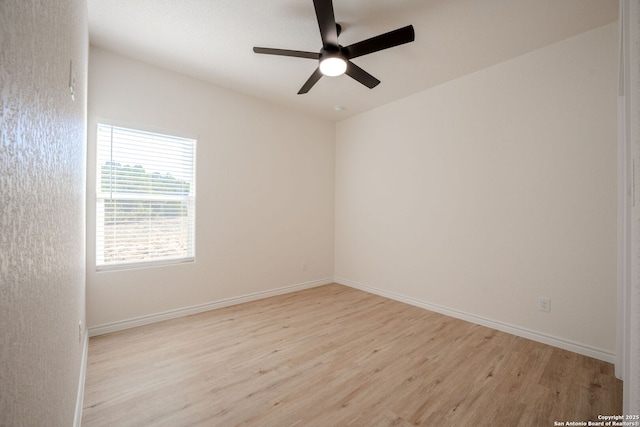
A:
[335, 23, 618, 357]
[87, 22, 618, 362]
[87, 48, 335, 329]
[0, 1, 88, 425]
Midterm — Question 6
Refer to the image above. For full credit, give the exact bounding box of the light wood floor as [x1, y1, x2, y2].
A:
[82, 284, 622, 426]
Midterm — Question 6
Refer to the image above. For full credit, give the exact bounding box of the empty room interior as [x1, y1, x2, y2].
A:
[2, 0, 640, 426]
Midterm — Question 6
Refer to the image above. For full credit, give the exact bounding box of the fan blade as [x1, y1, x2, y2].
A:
[345, 61, 380, 89]
[298, 68, 323, 94]
[345, 25, 415, 59]
[253, 47, 320, 60]
[313, 0, 338, 47]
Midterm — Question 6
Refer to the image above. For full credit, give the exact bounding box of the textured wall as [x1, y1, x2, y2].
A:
[0, 1, 87, 426]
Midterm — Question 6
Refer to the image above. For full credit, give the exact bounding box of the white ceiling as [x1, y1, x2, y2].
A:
[87, 0, 618, 121]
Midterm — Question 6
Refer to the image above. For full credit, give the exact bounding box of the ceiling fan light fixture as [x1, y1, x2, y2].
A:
[319, 56, 347, 76]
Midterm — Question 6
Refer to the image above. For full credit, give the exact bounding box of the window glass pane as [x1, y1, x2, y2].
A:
[96, 124, 196, 269]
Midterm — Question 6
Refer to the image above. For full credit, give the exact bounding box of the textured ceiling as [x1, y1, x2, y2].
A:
[88, 0, 618, 121]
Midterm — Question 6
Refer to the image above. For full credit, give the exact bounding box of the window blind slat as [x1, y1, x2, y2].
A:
[96, 124, 196, 269]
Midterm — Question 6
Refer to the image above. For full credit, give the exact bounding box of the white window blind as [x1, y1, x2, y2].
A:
[96, 124, 196, 270]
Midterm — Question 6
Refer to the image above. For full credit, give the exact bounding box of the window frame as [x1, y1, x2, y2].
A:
[95, 123, 197, 271]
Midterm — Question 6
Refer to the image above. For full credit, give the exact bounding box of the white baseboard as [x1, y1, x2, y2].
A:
[334, 277, 616, 364]
[88, 278, 334, 337]
[74, 329, 89, 427]
[87, 275, 616, 363]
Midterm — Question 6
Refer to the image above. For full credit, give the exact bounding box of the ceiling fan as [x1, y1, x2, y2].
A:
[253, 0, 415, 94]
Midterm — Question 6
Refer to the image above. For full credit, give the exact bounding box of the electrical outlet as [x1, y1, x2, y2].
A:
[301, 262, 308, 272]
[538, 297, 551, 313]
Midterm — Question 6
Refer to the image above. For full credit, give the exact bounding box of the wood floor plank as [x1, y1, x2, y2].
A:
[82, 284, 622, 426]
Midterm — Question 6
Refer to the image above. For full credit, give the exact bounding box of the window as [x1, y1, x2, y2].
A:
[96, 124, 196, 270]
